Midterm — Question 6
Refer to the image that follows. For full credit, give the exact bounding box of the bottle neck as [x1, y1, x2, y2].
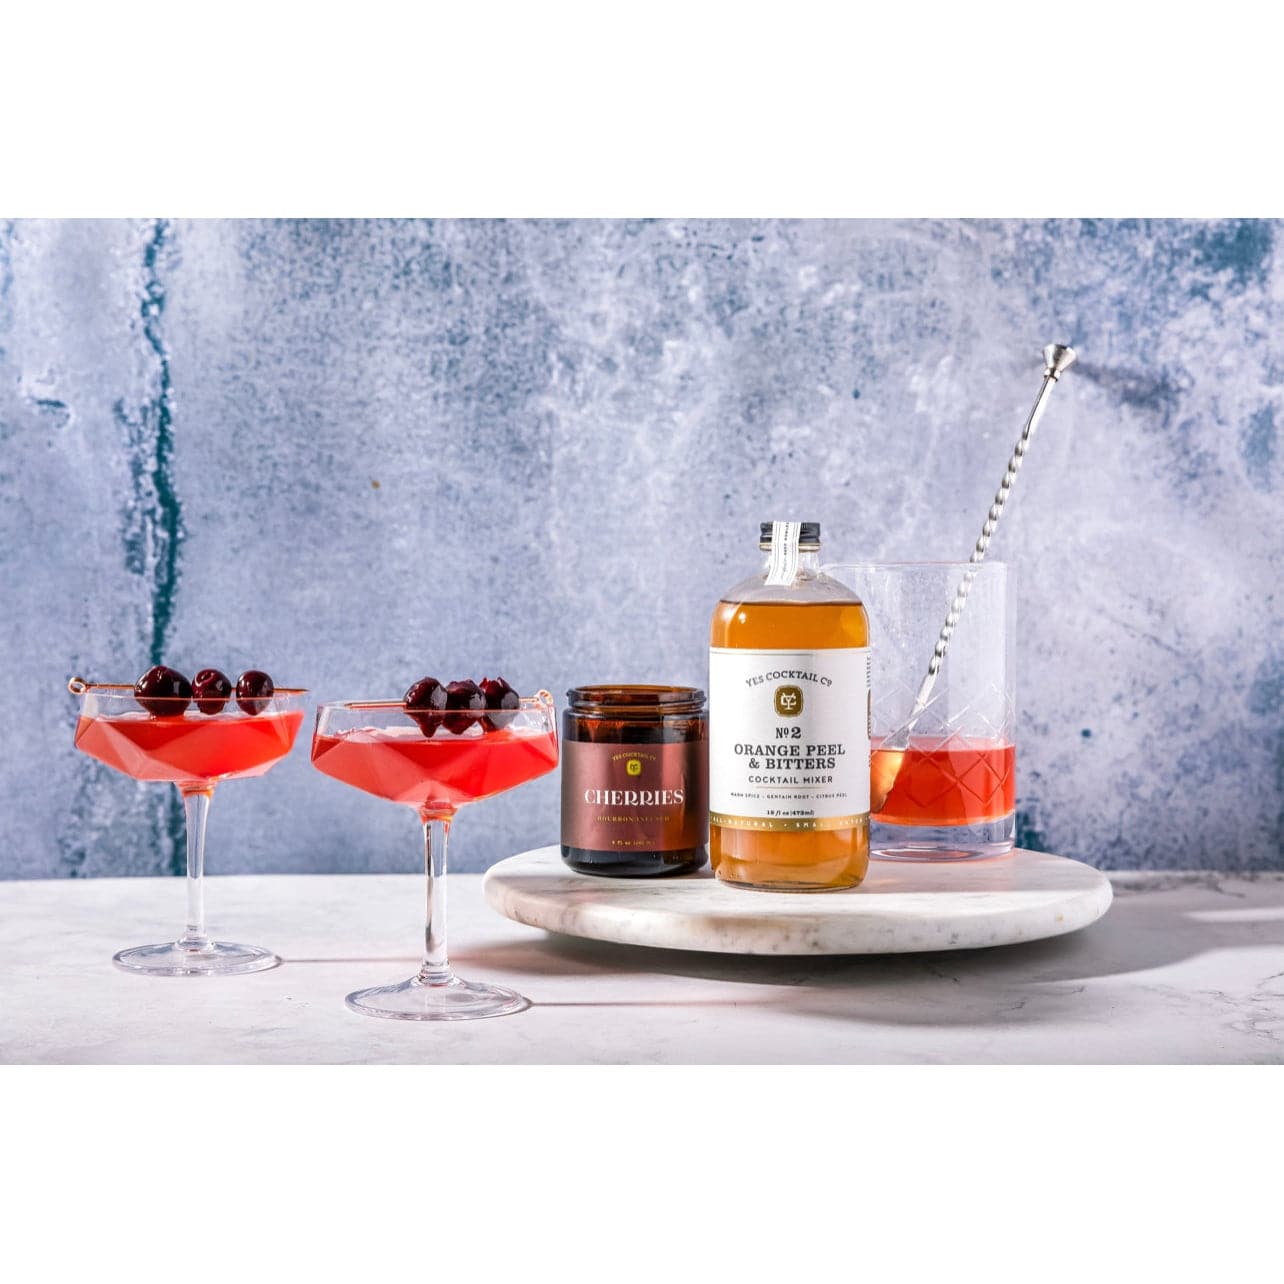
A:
[760, 547, 822, 576]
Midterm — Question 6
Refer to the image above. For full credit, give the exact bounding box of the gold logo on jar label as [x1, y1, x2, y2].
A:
[626, 758, 643, 777]
[774, 684, 804, 717]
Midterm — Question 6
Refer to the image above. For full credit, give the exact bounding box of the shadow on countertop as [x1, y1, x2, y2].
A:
[461, 875, 1284, 1030]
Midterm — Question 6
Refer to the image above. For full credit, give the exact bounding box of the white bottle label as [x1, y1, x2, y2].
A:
[709, 647, 870, 831]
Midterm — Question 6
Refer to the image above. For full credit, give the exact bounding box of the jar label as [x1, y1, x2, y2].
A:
[561, 741, 709, 853]
[709, 646, 870, 830]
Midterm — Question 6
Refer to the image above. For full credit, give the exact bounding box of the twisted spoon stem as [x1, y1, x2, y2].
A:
[878, 345, 1077, 795]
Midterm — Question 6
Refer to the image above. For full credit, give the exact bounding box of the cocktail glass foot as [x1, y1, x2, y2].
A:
[112, 939, 281, 977]
[345, 973, 530, 1021]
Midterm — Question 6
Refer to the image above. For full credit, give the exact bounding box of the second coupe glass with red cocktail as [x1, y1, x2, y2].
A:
[312, 678, 558, 1020]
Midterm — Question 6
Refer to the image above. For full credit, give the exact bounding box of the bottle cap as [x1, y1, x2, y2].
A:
[760, 521, 820, 546]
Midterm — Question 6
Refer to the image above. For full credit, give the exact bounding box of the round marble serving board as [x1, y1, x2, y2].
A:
[483, 845, 1112, 956]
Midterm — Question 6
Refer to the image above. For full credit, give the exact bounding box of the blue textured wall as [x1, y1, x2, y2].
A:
[1, 219, 1279, 876]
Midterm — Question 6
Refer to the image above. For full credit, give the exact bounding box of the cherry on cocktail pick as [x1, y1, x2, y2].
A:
[235, 670, 274, 716]
[193, 668, 233, 715]
[480, 676, 520, 731]
[443, 680, 485, 735]
[404, 676, 448, 737]
[135, 665, 192, 715]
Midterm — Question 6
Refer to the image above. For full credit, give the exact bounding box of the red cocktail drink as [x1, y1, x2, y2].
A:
[76, 709, 304, 789]
[311, 723, 558, 815]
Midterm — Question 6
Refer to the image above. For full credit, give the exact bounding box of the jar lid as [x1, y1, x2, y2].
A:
[567, 684, 706, 715]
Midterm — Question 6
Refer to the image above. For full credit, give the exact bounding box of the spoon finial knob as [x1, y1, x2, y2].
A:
[1043, 343, 1077, 379]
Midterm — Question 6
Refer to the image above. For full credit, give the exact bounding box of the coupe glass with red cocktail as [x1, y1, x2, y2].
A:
[312, 680, 558, 1020]
[70, 667, 307, 974]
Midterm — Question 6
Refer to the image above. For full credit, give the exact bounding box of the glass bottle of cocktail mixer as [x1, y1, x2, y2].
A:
[708, 522, 871, 890]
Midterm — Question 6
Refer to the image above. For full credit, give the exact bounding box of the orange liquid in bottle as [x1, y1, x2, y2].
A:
[709, 597, 870, 890]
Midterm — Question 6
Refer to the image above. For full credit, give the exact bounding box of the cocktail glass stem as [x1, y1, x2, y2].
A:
[418, 814, 453, 985]
[178, 786, 212, 951]
[341, 802, 528, 1020]
[111, 778, 278, 975]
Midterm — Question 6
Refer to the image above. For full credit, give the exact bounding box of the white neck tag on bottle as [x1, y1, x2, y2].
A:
[764, 520, 802, 586]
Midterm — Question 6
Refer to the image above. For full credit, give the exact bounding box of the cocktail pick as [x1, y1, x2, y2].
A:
[869, 343, 1078, 813]
[67, 676, 307, 695]
[68, 678, 132, 693]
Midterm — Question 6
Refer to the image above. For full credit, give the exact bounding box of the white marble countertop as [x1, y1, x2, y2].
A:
[2, 871, 1281, 1063]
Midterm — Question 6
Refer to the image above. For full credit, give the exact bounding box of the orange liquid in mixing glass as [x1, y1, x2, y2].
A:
[871, 737, 1014, 826]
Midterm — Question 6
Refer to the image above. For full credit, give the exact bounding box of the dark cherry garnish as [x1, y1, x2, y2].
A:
[135, 665, 192, 715]
[444, 679, 485, 735]
[235, 669, 274, 716]
[480, 676, 520, 730]
[192, 668, 232, 715]
[404, 676, 448, 737]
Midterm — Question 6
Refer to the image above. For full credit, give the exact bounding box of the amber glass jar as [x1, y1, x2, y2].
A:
[561, 686, 708, 877]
